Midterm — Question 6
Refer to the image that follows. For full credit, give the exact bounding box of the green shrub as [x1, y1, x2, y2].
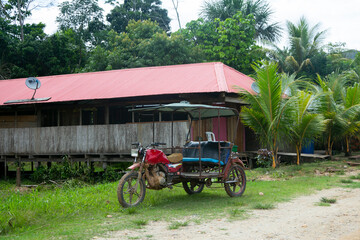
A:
[256, 149, 272, 168]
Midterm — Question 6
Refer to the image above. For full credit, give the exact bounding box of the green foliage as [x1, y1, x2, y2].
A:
[320, 197, 336, 204]
[251, 202, 275, 209]
[30, 159, 92, 183]
[340, 179, 354, 184]
[269, 16, 328, 78]
[0, 160, 350, 238]
[181, 13, 260, 73]
[57, 0, 105, 43]
[201, 0, 281, 42]
[168, 221, 189, 230]
[349, 174, 360, 180]
[83, 20, 203, 72]
[240, 61, 295, 167]
[289, 90, 326, 164]
[106, 0, 170, 33]
[256, 149, 272, 168]
[316, 74, 360, 155]
[30, 157, 121, 183]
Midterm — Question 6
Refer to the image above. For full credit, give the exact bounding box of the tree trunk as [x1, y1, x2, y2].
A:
[296, 145, 301, 165]
[345, 136, 351, 156]
[17, 0, 24, 41]
[171, 0, 182, 31]
[326, 130, 332, 155]
[272, 139, 277, 168]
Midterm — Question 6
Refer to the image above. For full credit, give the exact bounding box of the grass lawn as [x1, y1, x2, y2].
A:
[0, 160, 359, 239]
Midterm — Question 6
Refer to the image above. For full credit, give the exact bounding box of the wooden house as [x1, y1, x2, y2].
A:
[0, 62, 257, 177]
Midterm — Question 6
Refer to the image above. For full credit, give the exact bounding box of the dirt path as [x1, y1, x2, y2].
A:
[97, 181, 360, 240]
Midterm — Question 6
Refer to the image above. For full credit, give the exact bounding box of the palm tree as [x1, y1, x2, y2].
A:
[316, 73, 360, 156]
[288, 91, 325, 165]
[286, 17, 327, 73]
[339, 82, 360, 155]
[271, 16, 327, 76]
[240, 61, 296, 168]
[201, 0, 281, 42]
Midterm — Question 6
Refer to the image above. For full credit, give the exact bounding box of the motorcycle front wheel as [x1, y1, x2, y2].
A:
[117, 171, 146, 208]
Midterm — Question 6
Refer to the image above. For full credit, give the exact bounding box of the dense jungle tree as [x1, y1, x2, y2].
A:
[0, 0, 53, 41]
[201, 0, 281, 42]
[106, 0, 170, 33]
[181, 13, 261, 74]
[82, 20, 204, 72]
[57, 0, 105, 66]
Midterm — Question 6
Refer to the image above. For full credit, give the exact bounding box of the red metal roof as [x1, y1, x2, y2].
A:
[0, 62, 254, 106]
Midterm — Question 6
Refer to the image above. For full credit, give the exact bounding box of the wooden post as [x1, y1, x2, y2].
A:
[16, 167, 21, 187]
[5, 158, 7, 179]
[105, 106, 110, 124]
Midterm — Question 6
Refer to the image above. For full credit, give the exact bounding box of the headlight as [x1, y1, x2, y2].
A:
[131, 149, 139, 157]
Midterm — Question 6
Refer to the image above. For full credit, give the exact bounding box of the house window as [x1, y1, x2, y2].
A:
[109, 106, 130, 124]
[82, 107, 105, 125]
[41, 109, 58, 127]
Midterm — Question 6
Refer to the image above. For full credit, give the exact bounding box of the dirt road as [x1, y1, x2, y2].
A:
[97, 180, 360, 240]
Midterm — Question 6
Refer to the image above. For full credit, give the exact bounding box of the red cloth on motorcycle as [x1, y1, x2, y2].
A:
[145, 149, 170, 164]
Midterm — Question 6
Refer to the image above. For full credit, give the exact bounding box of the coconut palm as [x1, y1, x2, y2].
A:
[240, 61, 296, 168]
[201, 0, 281, 42]
[288, 91, 326, 165]
[340, 82, 360, 155]
[286, 17, 327, 73]
[270, 17, 327, 76]
[316, 73, 360, 155]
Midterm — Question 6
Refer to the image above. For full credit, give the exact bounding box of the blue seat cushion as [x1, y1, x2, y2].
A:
[182, 157, 225, 165]
[182, 141, 231, 165]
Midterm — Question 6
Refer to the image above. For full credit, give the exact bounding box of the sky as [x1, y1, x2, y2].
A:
[28, 0, 360, 50]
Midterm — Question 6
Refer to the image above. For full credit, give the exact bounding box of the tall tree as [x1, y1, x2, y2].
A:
[201, 0, 281, 42]
[315, 73, 360, 156]
[171, 0, 181, 30]
[57, 0, 104, 66]
[272, 16, 327, 77]
[106, 0, 171, 33]
[181, 13, 260, 74]
[240, 61, 296, 168]
[0, 0, 53, 41]
[82, 20, 204, 72]
[288, 90, 326, 165]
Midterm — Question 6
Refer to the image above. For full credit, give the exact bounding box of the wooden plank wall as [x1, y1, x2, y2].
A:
[0, 121, 189, 155]
[0, 115, 37, 128]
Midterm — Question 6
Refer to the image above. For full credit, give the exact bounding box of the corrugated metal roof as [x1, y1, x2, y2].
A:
[0, 62, 254, 106]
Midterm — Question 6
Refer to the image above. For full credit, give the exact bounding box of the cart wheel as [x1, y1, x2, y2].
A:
[182, 181, 205, 195]
[224, 164, 246, 197]
[117, 171, 146, 208]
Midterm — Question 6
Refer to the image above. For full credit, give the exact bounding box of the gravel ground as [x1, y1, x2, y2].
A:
[96, 172, 360, 240]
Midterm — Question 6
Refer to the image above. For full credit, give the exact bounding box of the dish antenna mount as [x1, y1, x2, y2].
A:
[26, 77, 41, 99]
[4, 77, 51, 104]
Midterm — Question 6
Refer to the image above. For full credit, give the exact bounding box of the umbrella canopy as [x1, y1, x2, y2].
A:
[130, 102, 239, 120]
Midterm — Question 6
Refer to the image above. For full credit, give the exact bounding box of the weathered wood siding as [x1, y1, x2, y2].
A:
[0, 121, 189, 155]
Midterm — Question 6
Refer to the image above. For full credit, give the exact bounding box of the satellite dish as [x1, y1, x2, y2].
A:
[4, 77, 51, 104]
[251, 82, 260, 94]
[25, 77, 41, 90]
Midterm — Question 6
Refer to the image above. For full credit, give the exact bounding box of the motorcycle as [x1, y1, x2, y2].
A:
[117, 102, 247, 208]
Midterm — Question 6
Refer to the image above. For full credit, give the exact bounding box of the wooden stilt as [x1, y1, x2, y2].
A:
[16, 167, 21, 187]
